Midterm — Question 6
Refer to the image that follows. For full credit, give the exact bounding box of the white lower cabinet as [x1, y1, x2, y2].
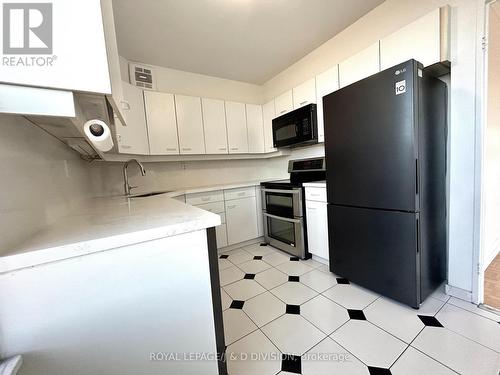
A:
[225, 196, 258, 245]
[216, 224, 228, 248]
[305, 187, 329, 261]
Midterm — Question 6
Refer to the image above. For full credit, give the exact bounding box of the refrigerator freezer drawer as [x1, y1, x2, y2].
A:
[328, 204, 420, 308]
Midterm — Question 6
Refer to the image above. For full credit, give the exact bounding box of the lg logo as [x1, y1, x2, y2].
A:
[3, 3, 52, 54]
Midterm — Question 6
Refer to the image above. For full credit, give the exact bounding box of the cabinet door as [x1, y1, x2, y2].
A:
[305, 200, 329, 260]
[339, 42, 380, 88]
[293, 78, 316, 109]
[175, 94, 206, 154]
[117, 82, 150, 155]
[202, 98, 228, 154]
[226, 197, 258, 245]
[144, 91, 179, 155]
[315, 66, 339, 143]
[225, 101, 248, 154]
[262, 100, 277, 153]
[216, 224, 228, 248]
[274, 90, 293, 117]
[246, 104, 265, 153]
[380, 9, 441, 70]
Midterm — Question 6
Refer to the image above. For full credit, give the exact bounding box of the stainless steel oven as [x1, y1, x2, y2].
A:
[261, 186, 306, 258]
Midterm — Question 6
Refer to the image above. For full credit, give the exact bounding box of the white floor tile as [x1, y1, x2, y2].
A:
[227, 329, 281, 375]
[413, 327, 500, 375]
[436, 303, 500, 352]
[254, 268, 289, 290]
[220, 266, 245, 286]
[224, 279, 266, 301]
[262, 251, 290, 266]
[331, 320, 407, 368]
[448, 297, 500, 322]
[221, 288, 232, 310]
[244, 243, 274, 256]
[429, 284, 450, 302]
[302, 337, 369, 375]
[316, 263, 331, 274]
[223, 309, 257, 345]
[301, 295, 349, 335]
[300, 269, 338, 293]
[391, 347, 457, 375]
[322, 284, 379, 310]
[262, 314, 326, 355]
[364, 296, 445, 343]
[222, 248, 253, 265]
[301, 258, 326, 269]
[271, 282, 318, 305]
[237, 259, 272, 274]
[276, 260, 314, 276]
[219, 258, 234, 270]
[243, 292, 286, 327]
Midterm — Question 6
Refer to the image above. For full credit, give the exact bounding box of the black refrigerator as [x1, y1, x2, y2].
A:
[323, 59, 447, 308]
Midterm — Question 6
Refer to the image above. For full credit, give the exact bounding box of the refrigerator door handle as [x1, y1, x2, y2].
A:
[415, 159, 419, 195]
[416, 218, 420, 253]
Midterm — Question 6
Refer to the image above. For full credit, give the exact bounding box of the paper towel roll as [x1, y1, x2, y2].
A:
[83, 119, 114, 152]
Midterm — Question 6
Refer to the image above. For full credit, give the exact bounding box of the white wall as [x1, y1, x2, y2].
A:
[483, 1, 500, 269]
[0, 115, 95, 256]
[261, 0, 481, 296]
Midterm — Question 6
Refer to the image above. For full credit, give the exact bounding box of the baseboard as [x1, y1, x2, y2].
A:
[311, 255, 329, 265]
[217, 237, 264, 253]
[445, 284, 472, 302]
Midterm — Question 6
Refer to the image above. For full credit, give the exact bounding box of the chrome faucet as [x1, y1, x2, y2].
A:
[123, 159, 146, 196]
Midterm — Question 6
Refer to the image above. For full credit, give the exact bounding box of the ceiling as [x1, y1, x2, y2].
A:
[112, 0, 384, 85]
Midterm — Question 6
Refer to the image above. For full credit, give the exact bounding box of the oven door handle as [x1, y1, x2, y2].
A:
[261, 188, 301, 195]
[263, 212, 302, 223]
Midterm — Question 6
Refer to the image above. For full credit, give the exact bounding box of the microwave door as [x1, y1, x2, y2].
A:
[274, 121, 299, 148]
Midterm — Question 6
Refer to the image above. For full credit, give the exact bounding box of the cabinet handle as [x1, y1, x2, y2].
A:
[310, 193, 320, 197]
[166, 147, 177, 151]
[218, 147, 227, 151]
[300, 101, 308, 106]
[237, 192, 246, 196]
[201, 197, 211, 202]
[122, 145, 131, 149]
[182, 148, 192, 151]
[230, 147, 238, 151]
[227, 205, 236, 209]
[280, 110, 286, 114]
[120, 101, 130, 111]
[307, 207, 317, 210]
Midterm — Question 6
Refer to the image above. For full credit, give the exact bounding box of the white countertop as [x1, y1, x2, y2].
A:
[0, 179, 278, 274]
[303, 180, 326, 187]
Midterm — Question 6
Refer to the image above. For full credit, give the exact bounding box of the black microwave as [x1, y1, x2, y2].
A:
[272, 103, 318, 148]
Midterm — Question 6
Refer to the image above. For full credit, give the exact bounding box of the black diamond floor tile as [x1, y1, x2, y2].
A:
[336, 277, 350, 284]
[244, 273, 256, 280]
[368, 366, 392, 375]
[260, 243, 268, 246]
[253, 255, 263, 260]
[288, 275, 300, 282]
[418, 315, 444, 327]
[290, 257, 300, 261]
[286, 304, 301, 315]
[348, 309, 367, 320]
[219, 254, 229, 259]
[281, 354, 301, 373]
[229, 300, 245, 309]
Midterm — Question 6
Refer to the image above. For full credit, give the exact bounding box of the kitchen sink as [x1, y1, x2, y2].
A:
[129, 191, 171, 198]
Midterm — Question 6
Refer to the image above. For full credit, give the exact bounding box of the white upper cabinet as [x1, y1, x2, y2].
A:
[175, 95, 206, 154]
[144, 91, 179, 155]
[116, 82, 150, 155]
[293, 78, 316, 109]
[246, 104, 265, 153]
[274, 90, 294, 117]
[339, 42, 380, 88]
[380, 8, 447, 70]
[202, 98, 228, 154]
[315, 66, 339, 143]
[262, 100, 277, 153]
[225, 101, 249, 154]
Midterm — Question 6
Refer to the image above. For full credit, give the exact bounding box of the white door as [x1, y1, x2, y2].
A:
[380, 9, 441, 70]
[246, 104, 265, 153]
[339, 42, 380, 88]
[202, 98, 228, 154]
[116, 82, 150, 155]
[305, 200, 329, 260]
[293, 78, 316, 109]
[262, 100, 276, 153]
[315, 66, 339, 143]
[144, 91, 179, 155]
[226, 197, 258, 245]
[274, 90, 294, 117]
[175, 94, 206, 154]
[225, 101, 248, 154]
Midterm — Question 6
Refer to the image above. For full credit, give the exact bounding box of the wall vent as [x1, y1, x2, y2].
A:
[129, 62, 156, 90]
